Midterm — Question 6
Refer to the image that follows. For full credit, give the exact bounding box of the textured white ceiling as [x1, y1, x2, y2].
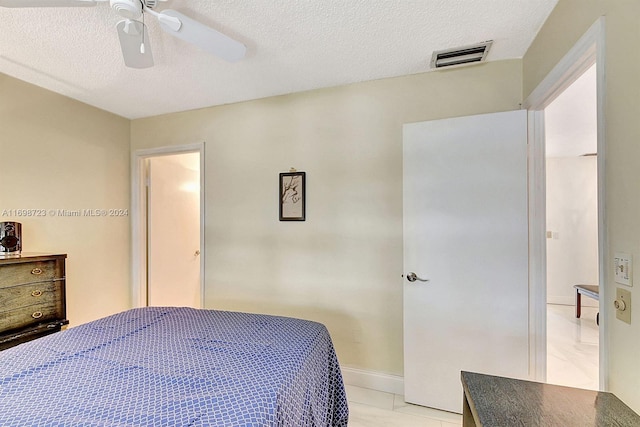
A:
[0, 0, 558, 119]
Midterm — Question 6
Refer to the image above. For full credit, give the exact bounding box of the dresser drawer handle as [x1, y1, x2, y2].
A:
[31, 268, 43, 275]
[31, 290, 43, 297]
[32, 311, 43, 319]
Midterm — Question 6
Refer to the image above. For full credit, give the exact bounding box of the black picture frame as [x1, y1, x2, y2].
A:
[279, 172, 305, 221]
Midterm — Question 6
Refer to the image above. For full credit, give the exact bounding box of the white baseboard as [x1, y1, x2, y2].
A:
[341, 367, 404, 396]
[548, 295, 598, 307]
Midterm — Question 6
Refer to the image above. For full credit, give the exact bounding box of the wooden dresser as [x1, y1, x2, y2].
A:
[0, 253, 68, 350]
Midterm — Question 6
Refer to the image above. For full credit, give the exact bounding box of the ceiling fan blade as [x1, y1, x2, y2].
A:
[0, 0, 99, 7]
[156, 9, 246, 62]
[116, 19, 153, 69]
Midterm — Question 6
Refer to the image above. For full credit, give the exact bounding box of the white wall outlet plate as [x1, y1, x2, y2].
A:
[614, 252, 632, 286]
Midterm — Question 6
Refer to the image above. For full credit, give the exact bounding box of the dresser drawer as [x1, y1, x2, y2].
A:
[0, 297, 64, 333]
[0, 254, 67, 350]
[0, 260, 59, 288]
[0, 281, 62, 312]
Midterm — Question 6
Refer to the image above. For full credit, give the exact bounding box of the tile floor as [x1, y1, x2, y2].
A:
[345, 303, 599, 426]
[547, 303, 599, 390]
[346, 385, 462, 427]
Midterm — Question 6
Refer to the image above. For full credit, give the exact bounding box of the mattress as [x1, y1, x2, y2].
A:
[0, 307, 349, 426]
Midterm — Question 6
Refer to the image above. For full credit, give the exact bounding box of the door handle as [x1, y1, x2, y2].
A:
[406, 272, 429, 283]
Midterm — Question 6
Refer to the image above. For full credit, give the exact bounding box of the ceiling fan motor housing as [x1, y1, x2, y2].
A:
[110, 0, 142, 19]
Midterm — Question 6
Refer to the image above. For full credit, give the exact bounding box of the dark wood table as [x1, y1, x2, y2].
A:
[574, 284, 599, 324]
[461, 371, 640, 426]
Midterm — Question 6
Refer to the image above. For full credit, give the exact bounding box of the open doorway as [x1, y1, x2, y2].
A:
[544, 64, 599, 390]
[132, 143, 204, 309]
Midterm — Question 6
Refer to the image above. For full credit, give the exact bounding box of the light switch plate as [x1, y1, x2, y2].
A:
[614, 252, 632, 286]
[615, 287, 631, 324]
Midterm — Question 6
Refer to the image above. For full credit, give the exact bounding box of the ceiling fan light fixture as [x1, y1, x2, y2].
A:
[110, 0, 141, 19]
[431, 41, 493, 69]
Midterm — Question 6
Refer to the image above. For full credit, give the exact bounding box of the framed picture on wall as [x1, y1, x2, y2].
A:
[279, 171, 305, 221]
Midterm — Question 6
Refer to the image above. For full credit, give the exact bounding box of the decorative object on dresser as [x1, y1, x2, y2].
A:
[0, 253, 68, 350]
[0, 221, 22, 256]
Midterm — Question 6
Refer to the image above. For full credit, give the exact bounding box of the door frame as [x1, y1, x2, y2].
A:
[131, 142, 205, 308]
[523, 17, 607, 388]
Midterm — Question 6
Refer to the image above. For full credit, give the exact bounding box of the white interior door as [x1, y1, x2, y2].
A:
[147, 153, 201, 307]
[403, 110, 529, 413]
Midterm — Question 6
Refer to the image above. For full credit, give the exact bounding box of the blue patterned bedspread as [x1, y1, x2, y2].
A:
[0, 307, 349, 426]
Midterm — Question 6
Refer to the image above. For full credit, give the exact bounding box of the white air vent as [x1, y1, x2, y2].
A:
[430, 41, 493, 69]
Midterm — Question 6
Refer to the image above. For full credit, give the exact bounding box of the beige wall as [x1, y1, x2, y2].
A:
[131, 60, 522, 375]
[0, 73, 131, 326]
[525, 0, 640, 411]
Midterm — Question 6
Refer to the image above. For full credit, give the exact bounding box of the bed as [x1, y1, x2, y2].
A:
[0, 307, 349, 426]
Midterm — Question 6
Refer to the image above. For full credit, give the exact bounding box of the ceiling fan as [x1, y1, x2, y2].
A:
[0, 0, 247, 69]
